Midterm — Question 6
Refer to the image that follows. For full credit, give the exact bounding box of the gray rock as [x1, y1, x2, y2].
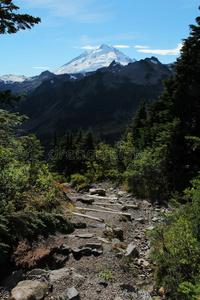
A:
[10, 280, 45, 300]
[92, 249, 103, 256]
[59, 244, 72, 255]
[75, 233, 95, 238]
[49, 268, 69, 282]
[146, 226, 154, 231]
[88, 223, 106, 228]
[59, 286, 80, 300]
[135, 218, 146, 224]
[118, 191, 127, 197]
[80, 247, 92, 256]
[112, 238, 121, 247]
[136, 289, 152, 299]
[121, 212, 132, 221]
[92, 277, 108, 287]
[26, 269, 49, 281]
[84, 242, 102, 249]
[152, 217, 159, 222]
[102, 243, 112, 252]
[125, 243, 139, 258]
[71, 272, 85, 285]
[71, 247, 93, 257]
[89, 188, 106, 196]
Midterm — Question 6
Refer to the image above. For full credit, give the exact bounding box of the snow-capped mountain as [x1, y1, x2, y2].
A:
[0, 74, 30, 83]
[54, 44, 136, 75]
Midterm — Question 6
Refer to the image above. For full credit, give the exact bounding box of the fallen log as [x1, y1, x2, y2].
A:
[70, 211, 104, 222]
[88, 195, 118, 200]
[76, 207, 120, 214]
[93, 202, 122, 207]
[96, 205, 119, 212]
[75, 207, 132, 220]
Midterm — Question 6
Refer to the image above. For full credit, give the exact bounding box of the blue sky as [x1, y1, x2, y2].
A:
[1, 0, 200, 77]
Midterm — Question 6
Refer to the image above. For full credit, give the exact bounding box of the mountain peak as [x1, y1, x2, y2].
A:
[99, 44, 113, 51]
[54, 44, 136, 75]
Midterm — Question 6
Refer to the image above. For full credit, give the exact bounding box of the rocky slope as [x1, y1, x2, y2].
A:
[0, 182, 172, 300]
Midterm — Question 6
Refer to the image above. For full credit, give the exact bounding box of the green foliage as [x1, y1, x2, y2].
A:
[122, 6, 200, 199]
[0, 211, 74, 265]
[50, 130, 122, 184]
[96, 263, 113, 281]
[70, 173, 89, 187]
[124, 145, 171, 200]
[0, 108, 73, 266]
[0, 0, 41, 34]
[0, 3, 74, 269]
[149, 174, 200, 299]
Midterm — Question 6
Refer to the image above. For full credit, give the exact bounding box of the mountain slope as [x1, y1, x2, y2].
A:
[16, 57, 173, 150]
[0, 74, 30, 83]
[54, 44, 136, 74]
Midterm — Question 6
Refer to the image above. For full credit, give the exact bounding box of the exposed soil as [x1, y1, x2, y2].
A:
[1, 181, 172, 299]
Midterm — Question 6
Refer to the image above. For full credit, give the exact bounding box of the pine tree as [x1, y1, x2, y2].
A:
[128, 99, 148, 149]
[124, 6, 200, 194]
[0, 0, 41, 34]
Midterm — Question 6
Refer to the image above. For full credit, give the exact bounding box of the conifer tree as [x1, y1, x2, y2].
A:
[128, 99, 148, 149]
[124, 6, 200, 194]
[0, 0, 41, 34]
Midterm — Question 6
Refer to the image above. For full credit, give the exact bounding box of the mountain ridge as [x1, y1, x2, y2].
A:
[12, 57, 174, 150]
[54, 44, 136, 74]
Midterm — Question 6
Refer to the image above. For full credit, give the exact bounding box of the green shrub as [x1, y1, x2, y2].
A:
[149, 174, 200, 299]
[124, 148, 170, 201]
[0, 211, 74, 265]
[70, 173, 89, 186]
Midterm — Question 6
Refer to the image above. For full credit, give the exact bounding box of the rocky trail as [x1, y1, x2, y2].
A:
[1, 182, 171, 300]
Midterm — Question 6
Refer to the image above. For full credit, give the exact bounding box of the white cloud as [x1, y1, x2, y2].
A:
[135, 45, 149, 49]
[81, 45, 100, 50]
[25, 0, 115, 23]
[79, 44, 130, 50]
[136, 43, 183, 56]
[114, 45, 130, 49]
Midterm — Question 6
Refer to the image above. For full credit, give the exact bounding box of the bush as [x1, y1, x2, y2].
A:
[0, 211, 74, 265]
[149, 174, 200, 299]
[124, 148, 170, 201]
[70, 173, 89, 186]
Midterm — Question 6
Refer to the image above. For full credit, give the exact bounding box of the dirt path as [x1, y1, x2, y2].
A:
[2, 182, 170, 299]
[45, 182, 168, 299]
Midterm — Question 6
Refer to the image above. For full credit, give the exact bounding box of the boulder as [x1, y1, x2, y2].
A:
[136, 289, 152, 299]
[59, 286, 80, 300]
[10, 280, 45, 300]
[125, 243, 139, 258]
[89, 188, 106, 196]
[84, 242, 102, 249]
[26, 269, 49, 281]
[91, 277, 108, 287]
[49, 268, 69, 282]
